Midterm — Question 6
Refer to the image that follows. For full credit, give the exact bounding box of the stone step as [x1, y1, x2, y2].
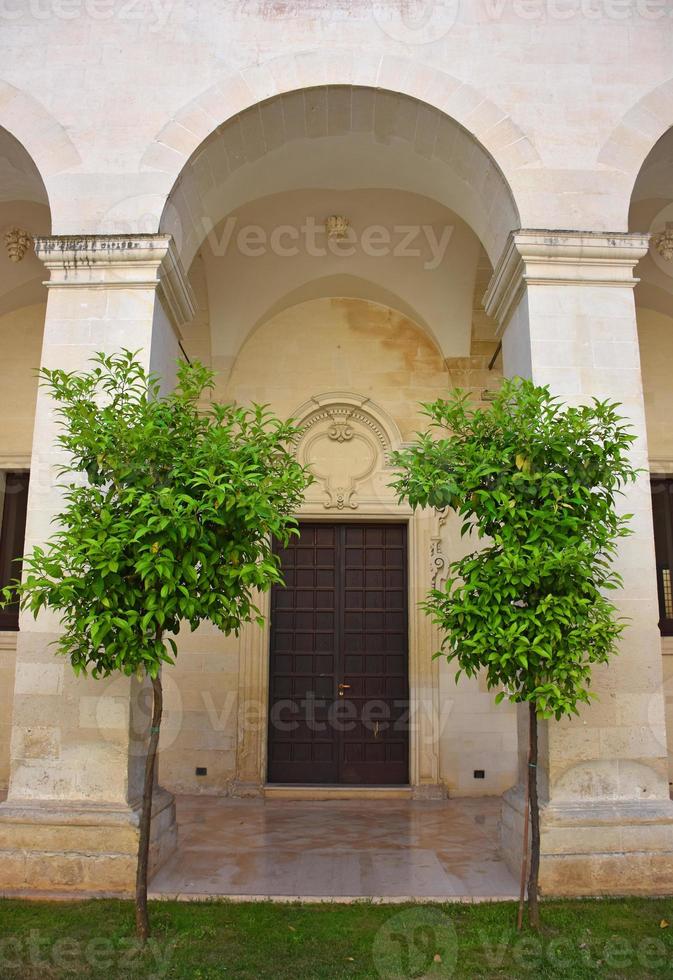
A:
[262, 784, 413, 801]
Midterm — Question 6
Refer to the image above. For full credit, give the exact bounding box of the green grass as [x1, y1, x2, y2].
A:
[1, 898, 673, 978]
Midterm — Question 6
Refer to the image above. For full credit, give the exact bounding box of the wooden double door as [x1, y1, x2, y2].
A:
[267, 523, 410, 785]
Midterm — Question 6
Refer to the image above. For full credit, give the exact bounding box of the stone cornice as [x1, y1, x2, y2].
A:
[33, 234, 196, 331]
[0, 453, 30, 470]
[483, 230, 650, 331]
[0, 632, 18, 652]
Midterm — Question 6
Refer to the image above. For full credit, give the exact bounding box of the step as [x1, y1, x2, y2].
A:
[263, 784, 413, 801]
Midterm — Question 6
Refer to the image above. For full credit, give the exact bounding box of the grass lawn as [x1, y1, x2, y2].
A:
[1, 897, 673, 978]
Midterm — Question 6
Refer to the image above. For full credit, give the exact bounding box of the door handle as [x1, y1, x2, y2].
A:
[338, 683, 351, 697]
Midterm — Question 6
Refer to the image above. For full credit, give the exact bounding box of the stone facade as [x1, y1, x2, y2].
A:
[0, 1, 673, 896]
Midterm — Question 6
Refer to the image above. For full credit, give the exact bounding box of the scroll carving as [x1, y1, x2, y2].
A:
[295, 394, 394, 511]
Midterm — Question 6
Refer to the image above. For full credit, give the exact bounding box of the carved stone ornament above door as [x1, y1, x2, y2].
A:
[293, 392, 401, 512]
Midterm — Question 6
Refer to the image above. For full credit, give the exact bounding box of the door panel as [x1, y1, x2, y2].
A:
[339, 524, 409, 784]
[267, 523, 340, 783]
[267, 522, 409, 785]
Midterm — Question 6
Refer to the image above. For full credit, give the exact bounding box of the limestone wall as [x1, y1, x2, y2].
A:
[1, 3, 671, 238]
[2, 291, 672, 797]
[157, 624, 240, 795]
[159, 296, 520, 796]
[2, 293, 673, 799]
[0, 634, 16, 793]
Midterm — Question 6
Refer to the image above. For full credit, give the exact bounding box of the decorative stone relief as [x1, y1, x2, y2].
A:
[325, 215, 350, 239]
[4, 227, 33, 263]
[429, 507, 450, 589]
[294, 393, 396, 512]
[653, 222, 673, 261]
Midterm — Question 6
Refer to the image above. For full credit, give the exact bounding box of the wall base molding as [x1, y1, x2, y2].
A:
[502, 786, 673, 896]
[0, 787, 177, 895]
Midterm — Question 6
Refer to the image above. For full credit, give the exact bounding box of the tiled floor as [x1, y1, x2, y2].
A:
[149, 795, 518, 901]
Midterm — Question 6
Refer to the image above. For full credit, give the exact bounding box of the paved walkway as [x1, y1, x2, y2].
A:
[149, 795, 518, 901]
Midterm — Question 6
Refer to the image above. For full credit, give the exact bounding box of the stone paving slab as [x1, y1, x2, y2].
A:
[149, 795, 518, 901]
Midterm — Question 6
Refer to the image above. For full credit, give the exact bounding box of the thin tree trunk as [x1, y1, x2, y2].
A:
[527, 700, 540, 930]
[135, 671, 163, 942]
[517, 736, 531, 931]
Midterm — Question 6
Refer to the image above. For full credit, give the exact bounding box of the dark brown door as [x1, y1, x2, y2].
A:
[651, 477, 673, 635]
[267, 523, 409, 784]
[0, 471, 30, 631]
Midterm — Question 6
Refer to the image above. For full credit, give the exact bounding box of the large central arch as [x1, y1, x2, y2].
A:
[156, 83, 522, 387]
[159, 83, 521, 273]
[143, 49, 534, 243]
[149, 79, 524, 805]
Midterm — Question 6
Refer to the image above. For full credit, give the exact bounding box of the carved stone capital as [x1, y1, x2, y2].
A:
[33, 234, 196, 331]
[484, 229, 650, 330]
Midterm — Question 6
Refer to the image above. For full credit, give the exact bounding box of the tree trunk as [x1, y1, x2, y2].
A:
[135, 671, 163, 942]
[527, 700, 540, 930]
[516, 734, 531, 931]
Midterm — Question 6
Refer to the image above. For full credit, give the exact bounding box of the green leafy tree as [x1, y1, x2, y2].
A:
[1, 351, 312, 940]
[390, 378, 637, 929]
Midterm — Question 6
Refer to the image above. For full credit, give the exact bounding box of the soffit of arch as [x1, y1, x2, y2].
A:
[161, 86, 519, 272]
[197, 186, 481, 364]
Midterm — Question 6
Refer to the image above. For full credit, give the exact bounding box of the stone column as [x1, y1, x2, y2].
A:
[484, 230, 673, 895]
[0, 235, 195, 895]
[409, 509, 445, 799]
[233, 591, 270, 796]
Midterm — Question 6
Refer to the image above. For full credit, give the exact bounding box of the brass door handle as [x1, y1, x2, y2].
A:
[338, 683, 351, 697]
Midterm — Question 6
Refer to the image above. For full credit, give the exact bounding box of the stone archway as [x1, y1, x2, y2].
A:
[142, 49, 536, 241]
[151, 79, 525, 803]
[0, 123, 53, 794]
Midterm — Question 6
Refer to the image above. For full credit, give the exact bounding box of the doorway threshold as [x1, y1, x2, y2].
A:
[263, 784, 413, 801]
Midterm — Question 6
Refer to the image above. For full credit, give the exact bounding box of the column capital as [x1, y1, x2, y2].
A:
[484, 229, 650, 330]
[33, 233, 196, 331]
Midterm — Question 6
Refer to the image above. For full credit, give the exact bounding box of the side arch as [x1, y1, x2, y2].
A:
[0, 80, 80, 182]
[598, 76, 673, 225]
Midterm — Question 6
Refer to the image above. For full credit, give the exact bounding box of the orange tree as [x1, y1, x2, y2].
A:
[390, 378, 637, 928]
[1, 351, 311, 940]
